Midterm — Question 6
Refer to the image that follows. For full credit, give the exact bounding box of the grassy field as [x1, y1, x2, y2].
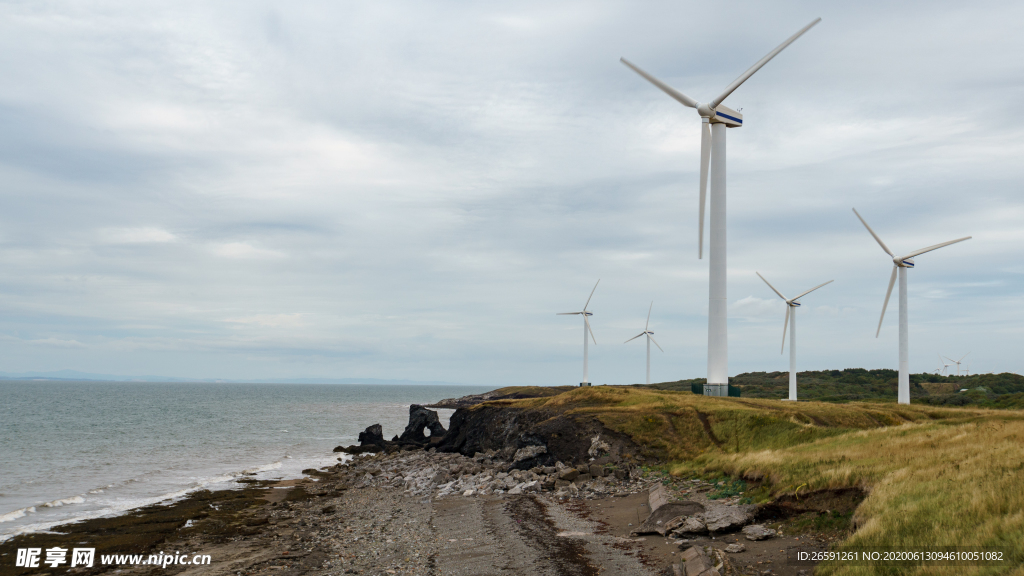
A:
[490, 386, 1024, 575]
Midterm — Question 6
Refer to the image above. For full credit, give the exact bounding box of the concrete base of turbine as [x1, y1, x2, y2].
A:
[579, 382, 591, 387]
[703, 384, 728, 397]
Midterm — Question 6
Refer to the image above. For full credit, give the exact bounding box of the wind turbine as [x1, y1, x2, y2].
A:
[557, 280, 599, 386]
[853, 208, 972, 404]
[944, 352, 970, 376]
[937, 354, 951, 376]
[621, 18, 821, 396]
[756, 273, 832, 401]
[625, 302, 664, 385]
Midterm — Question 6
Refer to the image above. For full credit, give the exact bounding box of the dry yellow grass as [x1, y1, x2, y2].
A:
[489, 386, 1024, 575]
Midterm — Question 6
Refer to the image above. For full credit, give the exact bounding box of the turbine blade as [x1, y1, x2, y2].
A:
[645, 301, 653, 331]
[877, 265, 898, 338]
[624, 332, 645, 344]
[698, 119, 710, 259]
[959, 352, 970, 362]
[901, 237, 972, 260]
[584, 315, 597, 345]
[556, 312, 581, 315]
[648, 334, 664, 352]
[619, 58, 698, 108]
[709, 18, 822, 109]
[583, 279, 600, 310]
[756, 271, 788, 301]
[853, 208, 895, 257]
[791, 279, 834, 302]
[781, 305, 790, 354]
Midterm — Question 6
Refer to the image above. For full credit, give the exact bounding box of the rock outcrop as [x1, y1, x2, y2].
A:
[358, 423, 386, 446]
[397, 405, 447, 444]
[434, 404, 644, 467]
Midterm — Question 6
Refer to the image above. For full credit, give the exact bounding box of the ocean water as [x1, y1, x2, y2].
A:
[0, 380, 490, 541]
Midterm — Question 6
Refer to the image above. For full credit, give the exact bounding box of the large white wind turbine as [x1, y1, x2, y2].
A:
[937, 354, 951, 376]
[557, 280, 599, 386]
[625, 302, 664, 385]
[756, 273, 832, 401]
[622, 18, 820, 396]
[853, 208, 972, 404]
[944, 352, 970, 376]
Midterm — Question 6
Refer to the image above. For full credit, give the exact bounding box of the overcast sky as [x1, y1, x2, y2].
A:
[0, 0, 1020, 385]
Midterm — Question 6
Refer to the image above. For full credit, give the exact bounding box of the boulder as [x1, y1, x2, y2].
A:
[632, 501, 705, 535]
[742, 524, 777, 541]
[680, 547, 716, 576]
[702, 504, 756, 532]
[589, 464, 606, 477]
[725, 543, 746, 553]
[358, 423, 386, 446]
[670, 516, 708, 535]
[398, 405, 447, 444]
[558, 468, 580, 482]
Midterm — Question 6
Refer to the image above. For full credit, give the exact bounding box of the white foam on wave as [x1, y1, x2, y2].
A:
[0, 507, 36, 523]
[40, 496, 85, 508]
[241, 462, 282, 475]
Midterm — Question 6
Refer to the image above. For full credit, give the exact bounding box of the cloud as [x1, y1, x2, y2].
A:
[99, 227, 177, 244]
[0, 1, 1019, 382]
[210, 242, 285, 259]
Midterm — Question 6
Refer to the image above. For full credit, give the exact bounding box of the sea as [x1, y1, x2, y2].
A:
[0, 380, 491, 542]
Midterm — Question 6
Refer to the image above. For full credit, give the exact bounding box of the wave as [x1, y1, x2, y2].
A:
[0, 507, 36, 523]
[40, 496, 85, 508]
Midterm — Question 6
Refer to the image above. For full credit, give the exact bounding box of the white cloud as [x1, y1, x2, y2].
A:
[99, 227, 177, 244]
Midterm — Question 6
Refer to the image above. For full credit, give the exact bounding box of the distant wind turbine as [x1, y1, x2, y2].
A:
[853, 208, 971, 404]
[621, 18, 821, 396]
[557, 280, 599, 386]
[624, 302, 664, 385]
[937, 354, 951, 376]
[756, 272, 832, 401]
[944, 352, 970, 376]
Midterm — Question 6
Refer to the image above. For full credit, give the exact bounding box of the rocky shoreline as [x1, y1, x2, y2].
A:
[1, 400, 850, 576]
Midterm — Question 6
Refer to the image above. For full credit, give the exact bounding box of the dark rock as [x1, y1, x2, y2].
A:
[398, 405, 447, 444]
[435, 405, 644, 465]
[589, 464, 606, 477]
[336, 444, 380, 455]
[358, 424, 386, 446]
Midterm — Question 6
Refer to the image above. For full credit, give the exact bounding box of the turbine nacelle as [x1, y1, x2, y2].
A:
[621, 18, 819, 259]
[896, 257, 915, 268]
[787, 300, 802, 308]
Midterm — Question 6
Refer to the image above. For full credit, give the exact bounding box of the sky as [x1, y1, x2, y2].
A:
[0, 0, 1021, 385]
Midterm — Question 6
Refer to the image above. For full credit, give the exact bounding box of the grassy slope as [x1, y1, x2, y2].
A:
[493, 386, 1024, 575]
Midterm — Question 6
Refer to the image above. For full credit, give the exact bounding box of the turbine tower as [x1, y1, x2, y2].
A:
[621, 18, 820, 396]
[945, 353, 970, 376]
[853, 208, 971, 404]
[756, 273, 832, 401]
[557, 280, 599, 386]
[625, 302, 664, 385]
